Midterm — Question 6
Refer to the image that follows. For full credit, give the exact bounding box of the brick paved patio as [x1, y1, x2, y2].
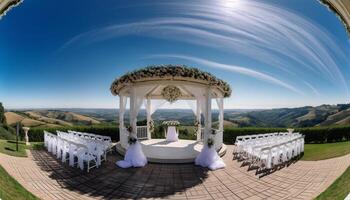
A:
[0, 145, 349, 200]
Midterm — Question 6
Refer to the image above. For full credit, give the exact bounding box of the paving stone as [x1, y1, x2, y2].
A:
[0, 145, 349, 200]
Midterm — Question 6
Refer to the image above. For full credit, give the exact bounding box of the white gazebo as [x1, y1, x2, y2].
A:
[111, 65, 231, 163]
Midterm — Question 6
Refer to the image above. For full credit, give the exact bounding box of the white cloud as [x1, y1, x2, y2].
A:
[60, 0, 350, 97]
[148, 54, 303, 95]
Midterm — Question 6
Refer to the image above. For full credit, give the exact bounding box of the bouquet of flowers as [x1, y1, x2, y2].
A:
[149, 119, 154, 134]
[128, 136, 137, 145]
[194, 120, 200, 134]
[207, 138, 214, 148]
[162, 120, 180, 126]
[127, 126, 133, 134]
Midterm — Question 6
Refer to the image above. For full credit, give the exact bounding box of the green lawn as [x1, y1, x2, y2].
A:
[315, 166, 350, 200]
[0, 140, 27, 157]
[0, 140, 44, 157]
[0, 165, 39, 200]
[302, 141, 350, 161]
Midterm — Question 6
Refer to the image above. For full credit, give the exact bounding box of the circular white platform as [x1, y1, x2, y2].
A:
[115, 139, 227, 163]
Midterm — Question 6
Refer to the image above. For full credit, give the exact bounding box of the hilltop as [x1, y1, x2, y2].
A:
[225, 104, 350, 127]
[5, 110, 101, 128]
[4, 103, 350, 128]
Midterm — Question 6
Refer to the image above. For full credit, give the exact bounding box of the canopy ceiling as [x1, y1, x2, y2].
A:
[110, 65, 232, 98]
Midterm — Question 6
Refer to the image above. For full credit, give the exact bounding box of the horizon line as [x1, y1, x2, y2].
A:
[5, 103, 349, 111]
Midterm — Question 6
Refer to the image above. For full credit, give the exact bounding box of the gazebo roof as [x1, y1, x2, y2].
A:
[110, 65, 232, 97]
[320, 0, 350, 36]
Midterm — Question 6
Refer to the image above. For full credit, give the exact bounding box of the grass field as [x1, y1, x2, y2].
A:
[315, 166, 350, 200]
[302, 141, 350, 161]
[0, 140, 44, 157]
[0, 165, 38, 200]
[0, 140, 27, 157]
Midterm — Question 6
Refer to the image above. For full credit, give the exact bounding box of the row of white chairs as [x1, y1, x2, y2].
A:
[233, 132, 304, 171]
[65, 130, 113, 154]
[44, 130, 112, 172]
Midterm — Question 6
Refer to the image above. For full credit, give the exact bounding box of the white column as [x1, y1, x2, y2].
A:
[146, 97, 152, 139]
[203, 87, 212, 145]
[196, 99, 201, 141]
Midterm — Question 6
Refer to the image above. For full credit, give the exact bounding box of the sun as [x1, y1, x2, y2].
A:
[221, 0, 241, 9]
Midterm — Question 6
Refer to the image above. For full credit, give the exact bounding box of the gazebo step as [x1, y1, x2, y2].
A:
[115, 140, 227, 164]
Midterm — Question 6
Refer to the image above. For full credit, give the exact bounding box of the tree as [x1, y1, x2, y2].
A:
[0, 102, 6, 125]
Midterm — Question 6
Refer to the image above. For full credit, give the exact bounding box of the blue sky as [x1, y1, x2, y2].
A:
[1, 0, 350, 109]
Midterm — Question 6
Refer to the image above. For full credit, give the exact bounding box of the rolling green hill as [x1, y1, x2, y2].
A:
[4, 110, 101, 128]
[225, 104, 350, 127]
[4, 103, 350, 128]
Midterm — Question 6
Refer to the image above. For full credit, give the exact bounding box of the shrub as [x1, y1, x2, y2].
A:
[223, 127, 286, 144]
[223, 126, 350, 144]
[0, 126, 15, 140]
[28, 125, 119, 142]
[296, 127, 328, 143]
[26, 124, 350, 144]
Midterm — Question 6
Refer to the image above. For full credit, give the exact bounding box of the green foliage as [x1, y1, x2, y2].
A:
[28, 125, 119, 142]
[225, 104, 347, 128]
[302, 141, 350, 161]
[0, 102, 6, 125]
[152, 124, 165, 139]
[178, 126, 196, 140]
[223, 127, 286, 144]
[25, 123, 350, 144]
[0, 140, 27, 157]
[0, 126, 15, 140]
[0, 165, 39, 200]
[222, 126, 350, 144]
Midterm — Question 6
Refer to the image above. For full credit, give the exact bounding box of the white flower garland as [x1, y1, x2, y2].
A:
[162, 120, 180, 126]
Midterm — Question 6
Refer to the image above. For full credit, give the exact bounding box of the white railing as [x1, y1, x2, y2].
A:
[137, 126, 148, 140]
[200, 128, 205, 141]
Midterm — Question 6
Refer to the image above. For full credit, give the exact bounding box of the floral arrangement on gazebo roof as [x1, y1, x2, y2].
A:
[110, 64, 232, 97]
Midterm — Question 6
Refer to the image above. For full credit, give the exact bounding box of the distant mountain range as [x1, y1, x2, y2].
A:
[225, 104, 350, 127]
[5, 103, 350, 128]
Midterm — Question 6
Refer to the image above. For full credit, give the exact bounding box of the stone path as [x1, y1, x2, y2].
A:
[0, 145, 349, 200]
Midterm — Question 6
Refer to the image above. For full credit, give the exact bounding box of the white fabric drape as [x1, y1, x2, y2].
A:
[119, 96, 127, 128]
[145, 99, 167, 116]
[119, 96, 128, 148]
[195, 145, 225, 170]
[130, 85, 155, 138]
[215, 97, 224, 149]
[116, 141, 147, 168]
[182, 85, 206, 141]
[181, 85, 206, 112]
[216, 98, 224, 131]
[186, 100, 197, 116]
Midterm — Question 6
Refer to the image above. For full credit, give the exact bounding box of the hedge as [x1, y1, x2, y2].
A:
[28, 126, 119, 142]
[223, 126, 350, 144]
[223, 127, 286, 144]
[26, 125, 350, 144]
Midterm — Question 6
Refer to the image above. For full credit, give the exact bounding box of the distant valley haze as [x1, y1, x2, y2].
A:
[5, 103, 350, 128]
